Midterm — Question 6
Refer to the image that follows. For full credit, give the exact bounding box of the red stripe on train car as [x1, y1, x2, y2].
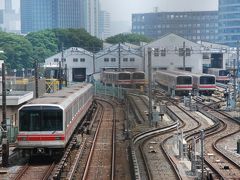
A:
[176, 85, 192, 88]
[17, 135, 65, 141]
[199, 85, 216, 89]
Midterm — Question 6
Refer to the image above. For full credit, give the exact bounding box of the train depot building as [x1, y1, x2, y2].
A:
[44, 33, 232, 82]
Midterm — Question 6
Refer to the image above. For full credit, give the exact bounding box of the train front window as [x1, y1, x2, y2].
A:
[119, 73, 130, 80]
[177, 76, 192, 85]
[132, 73, 144, 79]
[19, 106, 63, 131]
[200, 76, 215, 84]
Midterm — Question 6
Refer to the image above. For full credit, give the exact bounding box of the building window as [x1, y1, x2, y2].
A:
[130, 58, 135, 62]
[62, 58, 66, 62]
[73, 58, 78, 62]
[154, 48, 159, 56]
[203, 53, 210, 59]
[104, 58, 109, 62]
[54, 58, 59, 62]
[161, 49, 166, 56]
[186, 48, 191, 56]
[80, 58, 85, 62]
[123, 58, 128, 62]
[111, 58, 116, 62]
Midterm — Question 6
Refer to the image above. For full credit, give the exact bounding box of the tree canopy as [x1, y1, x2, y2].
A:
[0, 29, 103, 70]
[105, 33, 152, 45]
[0, 31, 33, 69]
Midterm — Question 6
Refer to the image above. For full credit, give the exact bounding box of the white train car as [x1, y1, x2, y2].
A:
[17, 83, 93, 155]
[192, 74, 216, 95]
[132, 71, 146, 88]
[153, 70, 192, 96]
[100, 71, 133, 88]
[178, 70, 216, 95]
[207, 68, 230, 83]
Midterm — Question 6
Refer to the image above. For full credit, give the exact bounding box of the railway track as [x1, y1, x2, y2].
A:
[194, 99, 240, 179]
[14, 162, 55, 180]
[131, 90, 204, 179]
[128, 93, 149, 124]
[81, 99, 116, 180]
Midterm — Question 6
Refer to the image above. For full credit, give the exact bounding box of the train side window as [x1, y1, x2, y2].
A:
[130, 58, 135, 62]
[123, 58, 128, 62]
[111, 58, 116, 62]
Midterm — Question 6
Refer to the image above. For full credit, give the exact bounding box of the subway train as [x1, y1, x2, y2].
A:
[100, 71, 145, 88]
[179, 71, 216, 95]
[153, 70, 192, 96]
[17, 83, 93, 156]
[132, 71, 146, 88]
[176, 70, 216, 95]
[207, 68, 230, 83]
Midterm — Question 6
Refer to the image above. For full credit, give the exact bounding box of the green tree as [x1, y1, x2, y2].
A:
[106, 33, 152, 45]
[26, 30, 58, 63]
[0, 31, 33, 69]
[52, 28, 103, 52]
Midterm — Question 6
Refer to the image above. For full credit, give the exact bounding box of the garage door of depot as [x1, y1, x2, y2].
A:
[72, 68, 86, 82]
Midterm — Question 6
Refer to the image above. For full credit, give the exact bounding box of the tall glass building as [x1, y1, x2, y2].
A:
[21, 0, 55, 34]
[218, 0, 240, 47]
[132, 11, 218, 43]
[21, 0, 99, 36]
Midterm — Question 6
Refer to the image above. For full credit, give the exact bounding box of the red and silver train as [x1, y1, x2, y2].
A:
[207, 68, 230, 83]
[17, 83, 93, 155]
[132, 71, 146, 88]
[153, 70, 192, 96]
[100, 71, 145, 88]
[192, 74, 216, 95]
[179, 71, 216, 95]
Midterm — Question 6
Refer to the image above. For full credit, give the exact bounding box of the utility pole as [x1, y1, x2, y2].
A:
[233, 59, 237, 109]
[34, 60, 39, 98]
[2, 63, 9, 167]
[64, 64, 67, 87]
[93, 53, 95, 74]
[148, 48, 153, 127]
[236, 41, 239, 108]
[118, 43, 121, 72]
[59, 43, 64, 90]
[200, 130, 205, 180]
[183, 41, 186, 71]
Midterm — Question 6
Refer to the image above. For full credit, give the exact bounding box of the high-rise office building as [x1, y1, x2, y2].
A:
[1, 0, 20, 33]
[132, 11, 218, 42]
[5, 0, 12, 12]
[21, 0, 100, 37]
[218, 0, 240, 47]
[56, 0, 82, 29]
[80, 0, 99, 37]
[99, 10, 111, 39]
[21, 0, 55, 34]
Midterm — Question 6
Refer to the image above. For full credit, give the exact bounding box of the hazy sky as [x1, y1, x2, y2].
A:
[100, 0, 218, 22]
